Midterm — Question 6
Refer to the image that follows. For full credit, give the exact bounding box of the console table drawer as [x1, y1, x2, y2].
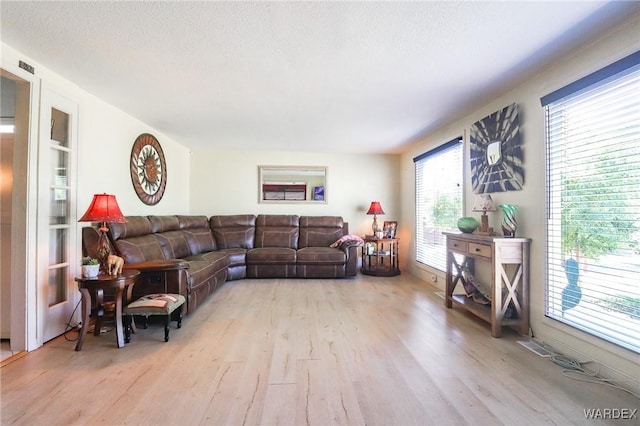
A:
[468, 242, 492, 258]
[447, 239, 467, 253]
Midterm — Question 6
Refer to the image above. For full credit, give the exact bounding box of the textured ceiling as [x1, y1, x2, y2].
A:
[1, 1, 637, 154]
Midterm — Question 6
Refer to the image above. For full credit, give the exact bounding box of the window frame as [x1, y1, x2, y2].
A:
[542, 50, 640, 354]
[414, 137, 464, 272]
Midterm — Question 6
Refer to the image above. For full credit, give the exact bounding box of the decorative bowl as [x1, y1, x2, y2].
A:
[457, 217, 479, 233]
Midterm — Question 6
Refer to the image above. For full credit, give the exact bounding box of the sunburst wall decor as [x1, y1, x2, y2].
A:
[130, 133, 167, 205]
[470, 103, 524, 193]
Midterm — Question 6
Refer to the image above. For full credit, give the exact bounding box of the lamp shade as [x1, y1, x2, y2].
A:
[472, 194, 497, 213]
[366, 201, 385, 215]
[78, 193, 127, 223]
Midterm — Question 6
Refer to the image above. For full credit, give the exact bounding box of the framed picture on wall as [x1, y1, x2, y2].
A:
[383, 221, 398, 238]
[469, 103, 524, 193]
[313, 186, 324, 201]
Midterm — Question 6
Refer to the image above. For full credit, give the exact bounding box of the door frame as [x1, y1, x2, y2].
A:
[0, 61, 41, 352]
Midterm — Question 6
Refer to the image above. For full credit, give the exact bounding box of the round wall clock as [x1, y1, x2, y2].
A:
[130, 133, 167, 205]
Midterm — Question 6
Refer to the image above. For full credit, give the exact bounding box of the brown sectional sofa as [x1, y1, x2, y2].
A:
[83, 214, 358, 315]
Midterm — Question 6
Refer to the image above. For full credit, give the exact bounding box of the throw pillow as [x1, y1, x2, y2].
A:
[330, 235, 364, 248]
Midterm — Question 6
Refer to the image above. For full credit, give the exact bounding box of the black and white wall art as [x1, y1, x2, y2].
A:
[470, 103, 524, 193]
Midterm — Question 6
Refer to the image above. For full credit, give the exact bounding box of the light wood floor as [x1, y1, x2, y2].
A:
[1, 274, 637, 425]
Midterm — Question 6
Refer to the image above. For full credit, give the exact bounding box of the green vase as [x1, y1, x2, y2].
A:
[499, 204, 518, 237]
[457, 217, 478, 233]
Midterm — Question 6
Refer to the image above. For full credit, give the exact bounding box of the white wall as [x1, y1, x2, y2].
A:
[75, 92, 191, 218]
[400, 14, 640, 389]
[2, 43, 192, 350]
[1, 44, 192, 219]
[190, 148, 401, 255]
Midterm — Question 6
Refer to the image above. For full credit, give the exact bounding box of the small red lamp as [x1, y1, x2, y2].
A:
[366, 201, 385, 235]
[78, 194, 127, 272]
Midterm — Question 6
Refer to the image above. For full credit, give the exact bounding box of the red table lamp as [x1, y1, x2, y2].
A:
[366, 201, 385, 234]
[78, 194, 127, 272]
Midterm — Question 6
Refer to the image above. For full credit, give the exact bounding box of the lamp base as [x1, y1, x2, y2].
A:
[371, 215, 379, 234]
[96, 225, 111, 273]
[476, 212, 495, 235]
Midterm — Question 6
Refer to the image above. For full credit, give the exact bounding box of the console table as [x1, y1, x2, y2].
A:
[361, 236, 400, 276]
[444, 232, 530, 337]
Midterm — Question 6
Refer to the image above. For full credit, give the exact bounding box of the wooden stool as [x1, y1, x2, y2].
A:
[123, 294, 185, 343]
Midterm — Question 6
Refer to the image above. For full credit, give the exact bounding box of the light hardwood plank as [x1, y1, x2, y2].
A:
[1, 274, 638, 426]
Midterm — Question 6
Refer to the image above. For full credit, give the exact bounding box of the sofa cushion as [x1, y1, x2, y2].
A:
[187, 251, 230, 273]
[177, 215, 217, 254]
[177, 215, 209, 230]
[210, 215, 256, 249]
[297, 247, 346, 264]
[217, 248, 247, 268]
[299, 216, 344, 248]
[109, 216, 152, 240]
[148, 215, 180, 233]
[255, 215, 299, 249]
[155, 230, 192, 260]
[184, 260, 221, 291]
[247, 247, 297, 264]
[182, 227, 217, 254]
[115, 234, 165, 263]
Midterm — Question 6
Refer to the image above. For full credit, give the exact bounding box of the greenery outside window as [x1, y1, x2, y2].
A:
[414, 137, 463, 271]
[542, 51, 640, 353]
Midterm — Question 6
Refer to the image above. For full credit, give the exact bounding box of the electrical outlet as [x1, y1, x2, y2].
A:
[430, 274, 438, 283]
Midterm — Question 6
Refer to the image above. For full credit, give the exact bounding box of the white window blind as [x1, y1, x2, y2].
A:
[543, 51, 640, 353]
[414, 138, 463, 271]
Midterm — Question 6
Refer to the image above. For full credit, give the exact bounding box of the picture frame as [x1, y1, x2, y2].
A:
[469, 103, 524, 193]
[258, 165, 327, 204]
[313, 186, 324, 201]
[383, 221, 398, 238]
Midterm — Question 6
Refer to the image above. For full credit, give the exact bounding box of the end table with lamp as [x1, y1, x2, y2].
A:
[76, 193, 133, 350]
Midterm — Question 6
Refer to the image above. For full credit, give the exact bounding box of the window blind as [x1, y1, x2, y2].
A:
[414, 138, 463, 271]
[543, 51, 640, 353]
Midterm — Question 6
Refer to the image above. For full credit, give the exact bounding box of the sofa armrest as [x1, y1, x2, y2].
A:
[341, 244, 360, 276]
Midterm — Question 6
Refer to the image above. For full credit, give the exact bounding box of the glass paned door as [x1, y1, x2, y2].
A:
[38, 91, 78, 343]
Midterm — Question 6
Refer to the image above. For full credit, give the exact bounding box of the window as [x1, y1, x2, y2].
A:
[542, 51, 640, 353]
[414, 137, 463, 271]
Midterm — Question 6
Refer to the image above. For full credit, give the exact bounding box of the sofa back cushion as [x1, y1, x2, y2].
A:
[255, 215, 299, 249]
[148, 215, 180, 233]
[109, 216, 153, 240]
[210, 215, 256, 249]
[153, 230, 191, 259]
[178, 215, 217, 254]
[299, 216, 345, 248]
[114, 235, 165, 263]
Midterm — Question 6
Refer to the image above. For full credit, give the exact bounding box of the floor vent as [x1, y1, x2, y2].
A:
[517, 340, 554, 357]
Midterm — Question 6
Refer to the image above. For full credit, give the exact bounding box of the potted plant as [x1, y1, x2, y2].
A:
[81, 256, 100, 278]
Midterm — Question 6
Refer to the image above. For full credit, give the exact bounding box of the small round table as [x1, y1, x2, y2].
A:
[74, 269, 140, 351]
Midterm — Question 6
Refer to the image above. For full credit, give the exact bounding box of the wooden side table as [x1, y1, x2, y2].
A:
[74, 269, 140, 351]
[361, 236, 400, 276]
